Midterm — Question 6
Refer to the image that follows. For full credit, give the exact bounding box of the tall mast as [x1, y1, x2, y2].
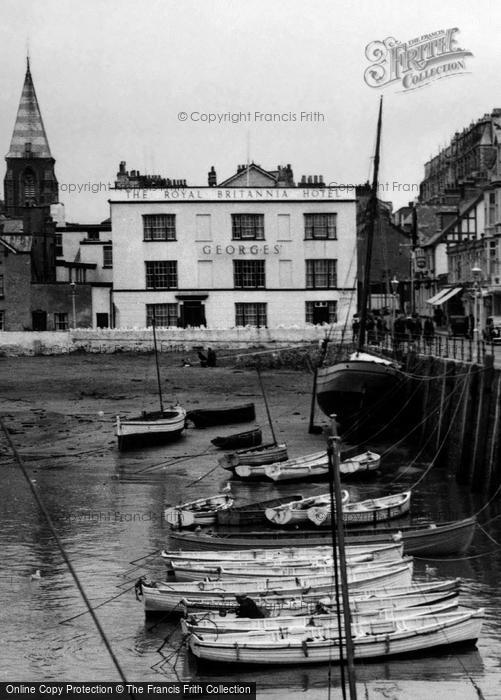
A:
[357, 96, 383, 352]
[256, 367, 278, 446]
[151, 316, 164, 413]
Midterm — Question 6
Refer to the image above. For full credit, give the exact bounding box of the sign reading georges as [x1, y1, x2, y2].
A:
[201, 243, 282, 256]
[364, 28, 473, 91]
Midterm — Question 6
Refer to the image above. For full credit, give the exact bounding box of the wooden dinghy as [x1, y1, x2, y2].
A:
[174, 579, 461, 615]
[216, 495, 304, 527]
[186, 403, 255, 428]
[265, 491, 350, 526]
[218, 443, 289, 471]
[167, 516, 477, 556]
[116, 407, 186, 450]
[307, 491, 411, 528]
[262, 451, 381, 483]
[164, 493, 234, 528]
[211, 427, 262, 450]
[161, 541, 404, 569]
[170, 555, 408, 583]
[182, 598, 460, 637]
[188, 608, 484, 665]
[141, 561, 413, 613]
[234, 450, 327, 481]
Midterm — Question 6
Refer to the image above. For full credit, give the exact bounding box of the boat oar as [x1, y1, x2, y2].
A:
[256, 366, 278, 447]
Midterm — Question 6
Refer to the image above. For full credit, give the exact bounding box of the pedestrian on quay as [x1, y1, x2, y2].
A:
[411, 313, 422, 343]
[423, 316, 435, 349]
[351, 314, 360, 343]
[393, 313, 407, 349]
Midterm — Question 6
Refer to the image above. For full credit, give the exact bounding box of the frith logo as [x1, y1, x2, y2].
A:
[364, 29, 473, 91]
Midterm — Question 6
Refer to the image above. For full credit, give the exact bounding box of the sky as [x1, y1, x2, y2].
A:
[0, 0, 499, 223]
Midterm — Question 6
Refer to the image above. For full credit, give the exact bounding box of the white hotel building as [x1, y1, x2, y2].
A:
[109, 163, 357, 330]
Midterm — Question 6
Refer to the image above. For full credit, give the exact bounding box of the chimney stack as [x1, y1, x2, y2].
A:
[208, 166, 217, 187]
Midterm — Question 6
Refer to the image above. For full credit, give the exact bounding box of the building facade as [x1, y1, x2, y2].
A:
[109, 166, 357, 329]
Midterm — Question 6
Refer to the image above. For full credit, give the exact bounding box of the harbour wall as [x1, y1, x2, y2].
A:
[0, 327, 337, 356]
[404, 351, 501, 494]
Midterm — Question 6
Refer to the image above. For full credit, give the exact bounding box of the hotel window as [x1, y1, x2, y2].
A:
[232, 214, 265, 240]
[143, 214, 176, 241]
[145, 261, 178, 289]
[103, 245, 113, 268]
[304, 213, 337, 240]
[54, 312, 69, 330]
[0, 310, 4, 330]
[0, 274, 4, 297]
[305, 259, 337, 288]
[235, 303, 267, 327]
[233, 260, 265, 288]
[146, 303, 178, 327]
[305, 301, 338, 324]
[87, 230, 100, 241]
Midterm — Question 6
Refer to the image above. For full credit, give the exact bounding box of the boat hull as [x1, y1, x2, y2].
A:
[167, 516, 476, 556]
[116, 409, 186, 450]
[186, 403, 256, 428]
[316, 360, 402, 429]
[219, 444, 289, 469]
[188, 611, 483, 665]
[211, 428, 262, 450]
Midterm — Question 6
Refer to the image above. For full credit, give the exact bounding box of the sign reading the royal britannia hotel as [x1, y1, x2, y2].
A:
[110, 187, 353, 201]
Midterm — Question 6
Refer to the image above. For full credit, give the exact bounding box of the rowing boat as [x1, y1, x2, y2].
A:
[164, 493, 234, 528]
[216, 495, 304, 527]
[141, 562, 413, 613]
[262, 451, 381, 483]
[307, 491, 411, 528]
[218, 443, 289, 471]
[211, 427, 262, 450]
[188, 608, 484, 665]
[233, 450, 326, 481]
[265, 491, 350, 526]
[186, 403, 256, 428]
[182, 598, 460, 636]
[161, 542, 404, 569]
[167, 516, 477, 556]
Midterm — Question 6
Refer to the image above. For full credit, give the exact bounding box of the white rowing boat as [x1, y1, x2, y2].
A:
[164, 493, 233, 528]
[182, 598, 460, 636]
[161, 542, 404, 568]
[188, 608, 484, 665]
[141, 562, 413, 613]
[170, 557, 409, 583]
[264, 490, 349, 526]
[263, 451, 381, 483]
[234, 451, 326, 480]
[307, 491, 411, 528]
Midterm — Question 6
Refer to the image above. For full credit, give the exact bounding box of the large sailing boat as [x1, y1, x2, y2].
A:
[316, 98, 402, 430]
[115, 320, 186, 449]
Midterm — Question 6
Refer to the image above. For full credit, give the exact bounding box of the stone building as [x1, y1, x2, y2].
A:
[109, 162, 357, 330]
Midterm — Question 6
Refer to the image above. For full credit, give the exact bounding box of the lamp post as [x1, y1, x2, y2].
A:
[471, 266, 482, 345]
[391, 276, 398, 346]
[70, 281, 76, 329]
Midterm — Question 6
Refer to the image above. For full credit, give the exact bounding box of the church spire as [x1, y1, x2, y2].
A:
[6, 59, 52, 159]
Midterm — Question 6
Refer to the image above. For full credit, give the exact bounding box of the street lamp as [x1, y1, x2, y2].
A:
[391, 276, 399, 341]
[471, 266, 482, 344]
[70, 281, 76, 329]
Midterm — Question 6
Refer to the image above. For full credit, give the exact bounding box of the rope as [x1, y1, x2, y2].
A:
[0, 419, 134, 697]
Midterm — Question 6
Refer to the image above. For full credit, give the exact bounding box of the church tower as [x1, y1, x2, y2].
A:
[3, 58, 58, 216]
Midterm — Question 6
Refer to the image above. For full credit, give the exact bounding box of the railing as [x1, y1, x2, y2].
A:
[348, 334, 495, 365]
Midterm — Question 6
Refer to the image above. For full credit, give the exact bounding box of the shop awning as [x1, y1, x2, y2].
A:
[425, 288, 453, 305]
[436, 287, 463, 304]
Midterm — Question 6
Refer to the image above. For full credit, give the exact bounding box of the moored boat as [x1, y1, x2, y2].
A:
[233, 450, 326, 481]
[211, 427, 262, 450]
[265, 490, 350, 526]
[167, 516, 477, 556]
[188, 608, 484, 665]
[164, 493, 234, 528]
[182, 598, 460, 637]
[116, 408, 186, 450]
[306, 491, 411, 528]
[141, 561, 413, 613]
[216, 495, 304, 527]
[218, 443, 289, 471]
[186, 403, 256, 428]
[261, 451, 381, 483]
